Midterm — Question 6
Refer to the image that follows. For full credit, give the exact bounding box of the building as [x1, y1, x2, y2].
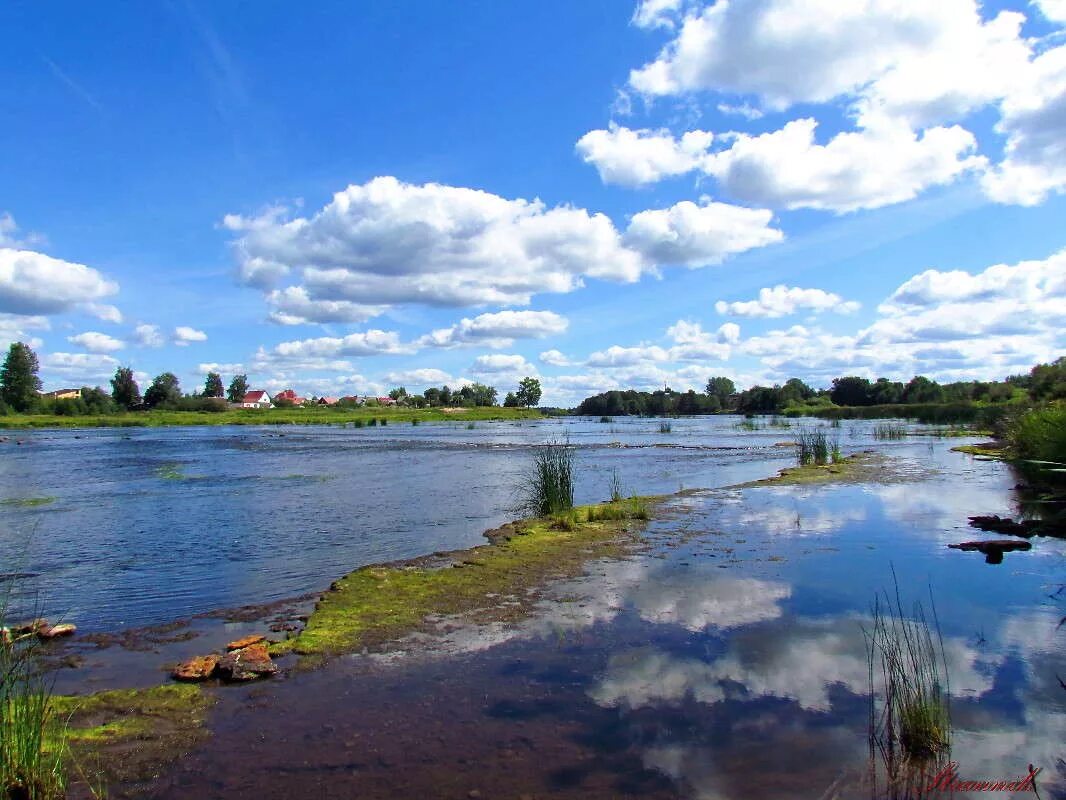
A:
[240, 390, 272, 409]
[41, 388, 82, 401]
[317, 396, 339, 406]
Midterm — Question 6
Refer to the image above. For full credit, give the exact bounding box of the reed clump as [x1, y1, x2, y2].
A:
[658, 421, 672, 434]
[864, 579, 951, 763]
[874, 422, 908, 440]
[797, 429, 830, 465]
[519, 439, 575, 517]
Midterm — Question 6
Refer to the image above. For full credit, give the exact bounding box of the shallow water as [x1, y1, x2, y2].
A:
[141, 440, 1065, 800]
[2, 415, 932, 632]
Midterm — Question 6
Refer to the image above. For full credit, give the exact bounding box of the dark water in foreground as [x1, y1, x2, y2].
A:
[140, 441, 1064, 800]
[4, 415, 927, 631]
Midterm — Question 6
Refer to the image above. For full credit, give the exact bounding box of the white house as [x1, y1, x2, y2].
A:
[241, 390, 272, 409]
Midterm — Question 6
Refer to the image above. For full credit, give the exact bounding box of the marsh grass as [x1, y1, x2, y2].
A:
[864, 576, 951, 765]
[466, 422, 477, 430]
[411, 419, 420, 426]
[735, 418, 761, 431]
[874, 422, 908, 440]
[598, 416, 612, 424]
[2, 567, 67, 800]
[518, 439, 575, 517]
[658, 421, 672, 434]
[608, 468, 624, 503]
[796, 429, 830, 465]
[367, 418, 377, 427]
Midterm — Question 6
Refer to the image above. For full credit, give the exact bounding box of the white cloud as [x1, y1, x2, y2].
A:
[0, 248, 118, 316]
[173, 326, 208, 346]
[67, 331, 124, 353]
[40, 352, 120, 383]
[575, 124, 713, 186]
[381, 368, 457, 387]
[539, 349, 574, 367]
[226, 178, 784, 322]
[623, 199, 783, 266]
[197, 362, 244, 375]
[265, 286, 384, 325]
[586, 344, 672, 368]
[471, 353, 537, 375]
[0, 313, 48, 351]
[716, 102, 763, 120]
[417, 310, 568, 349]
[133, 324, 165, 348]
[716, 285, 860, 318]
[981, 44, 1066, 205]
[666, 319, 737, 360]
[1034, 0, 1066, 22]
[0, 214, 44, 249]
[86, 303, 123, 324]
[704, 117, 985, 212]
[256, 330, 410, 373]
[632, 0, 687, 30]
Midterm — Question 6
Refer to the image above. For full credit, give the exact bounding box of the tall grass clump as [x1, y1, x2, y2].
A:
[658, 421, 672, 434]
[874, 422, 908, 440]
[607, 468, 624, 503]
[599, 416, 612, 424]
[2, 583, 67, 799]
[518, 439, 575, 517]
[796, 429, 830, 465]
[863, 577, 951, 763]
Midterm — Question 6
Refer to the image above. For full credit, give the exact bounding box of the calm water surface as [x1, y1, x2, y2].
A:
[144, 438, 1065, 799]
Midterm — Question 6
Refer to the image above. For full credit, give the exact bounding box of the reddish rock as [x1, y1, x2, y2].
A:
[217, 642, 278, 682]
[38, 623, 76, 639]
[948, 539, 1031, 564]
[173, 654, 220, 682]
[225, 634, 266, 651]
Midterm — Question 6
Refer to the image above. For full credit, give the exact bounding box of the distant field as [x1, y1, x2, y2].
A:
[0, 406, 545, 429]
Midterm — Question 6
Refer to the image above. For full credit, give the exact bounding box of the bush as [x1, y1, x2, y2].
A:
[1008, 403, 1066, 463]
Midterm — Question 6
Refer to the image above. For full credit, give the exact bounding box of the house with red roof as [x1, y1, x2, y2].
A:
[241, 390, 272, 409]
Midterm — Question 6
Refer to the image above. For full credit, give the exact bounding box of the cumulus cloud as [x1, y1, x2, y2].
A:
[255, 330, 411, 373]
[381, 368, 458, 387]
[86, 303, 123, 324]
[631, 0, 687, 30]
[417, 310, 568, 349]
[0, 313, 48, 350]
[133, 324, 165, 348]
[666, 319, 738, 360]
[0, 248, 118, 316]
[1034, 0, 1066, 22]
[173, 326, 208, 346]
[197, 362, 245, 375]
[40, 352, 120, 382]
[539, 349, 575, 367]
[67, 331, 124, 353]
[575, 124, 713, 186]
[471, 353, 537, 375]
[623, 198, 783, 265]
[225, 177, 783, 321]
[703, 118, 985, 212]
[716, 285, 861, 318]
[266, 286, 384, 325]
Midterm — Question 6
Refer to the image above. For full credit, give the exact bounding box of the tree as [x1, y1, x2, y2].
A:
[423, 387, 441, 407]
[902, 375, 943, 404]
[227, 374, 249, 404]
[203, 372, 224, 398]
[503, 391, 519, 407]
[110, 366, 141, 409]
[830, 376, 872, 406]
[705, 377, 735, 405]
[0, 342, 42, 412]
[515, 377, 542, 407]
[388, 386, 408, 402]
[144, 372, 181, 408]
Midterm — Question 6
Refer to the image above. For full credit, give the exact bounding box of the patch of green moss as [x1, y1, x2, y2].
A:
[951, 443, 1008, 458]
[0, 496, 56, 507]
[732, 452, 890, 488]
[281, 501, 655, 657]
[154, 463, 186, 480]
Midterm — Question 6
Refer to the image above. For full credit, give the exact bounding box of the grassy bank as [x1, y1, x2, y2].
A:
[0, 405, 543, 429]
[732, 451, 896, 488]
[786, 401, 1012, 425]
[271, 498, 656, 658]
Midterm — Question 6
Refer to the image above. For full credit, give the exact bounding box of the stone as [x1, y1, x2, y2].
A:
[173, 654, 219, 682]
[38, 623, 77, 639]
[12, 619, 48, 636]
[948, 539, 1031, 564]
[217, 642, 278, 682]
[225, 634, 266, 651]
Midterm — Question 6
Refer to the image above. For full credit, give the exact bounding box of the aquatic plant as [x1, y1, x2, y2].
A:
[864, 577, 951, 763]
[607, 468, 624, 503]
[796, 429, 830, 465]
[367, 418, 377, 427]
[0, 498, 55, 509]
[518, 439, 574, 517]
[379, 418, 387, 426]
[466, 422, 476, 430]
[352, 418, 364, 428]
[411, 419, 420, 426]
[874, 422, 908, 440]
[1, 576, 67, 799]
[598, 416, 612, 423]
[735, 418, 761, 431]
[658, 421, 672, 434]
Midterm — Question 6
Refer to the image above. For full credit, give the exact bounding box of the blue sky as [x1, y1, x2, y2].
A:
[2, 0, 1064, 404]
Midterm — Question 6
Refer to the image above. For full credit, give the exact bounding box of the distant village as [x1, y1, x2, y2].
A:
[236, 389, 397, 409]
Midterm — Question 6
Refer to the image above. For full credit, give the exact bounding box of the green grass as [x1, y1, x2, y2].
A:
[873, 422, 908, 440]
[797, 429, 830, 465]
[0, 406, 543, 430]
[518, 439, 575, 517]
[864, 579, 951, 761]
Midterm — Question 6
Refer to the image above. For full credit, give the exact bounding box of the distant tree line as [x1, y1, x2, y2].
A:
[0, 342, 545, 416]
[575, 359, 1064, 417]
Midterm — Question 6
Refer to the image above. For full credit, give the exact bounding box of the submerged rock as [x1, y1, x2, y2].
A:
[173, 654, 220, 682]
[216, 642, 278, 682]
[948, 539, 1032, 564]
[225, 634, 266, 651]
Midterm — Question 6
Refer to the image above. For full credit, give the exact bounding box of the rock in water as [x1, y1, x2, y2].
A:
[225, 634, 266, 651]
[948, 539, 1031, 564]
[38, 622, 77, 639]
[217, 642, 278, 682]
[173, 654, 220, 682]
